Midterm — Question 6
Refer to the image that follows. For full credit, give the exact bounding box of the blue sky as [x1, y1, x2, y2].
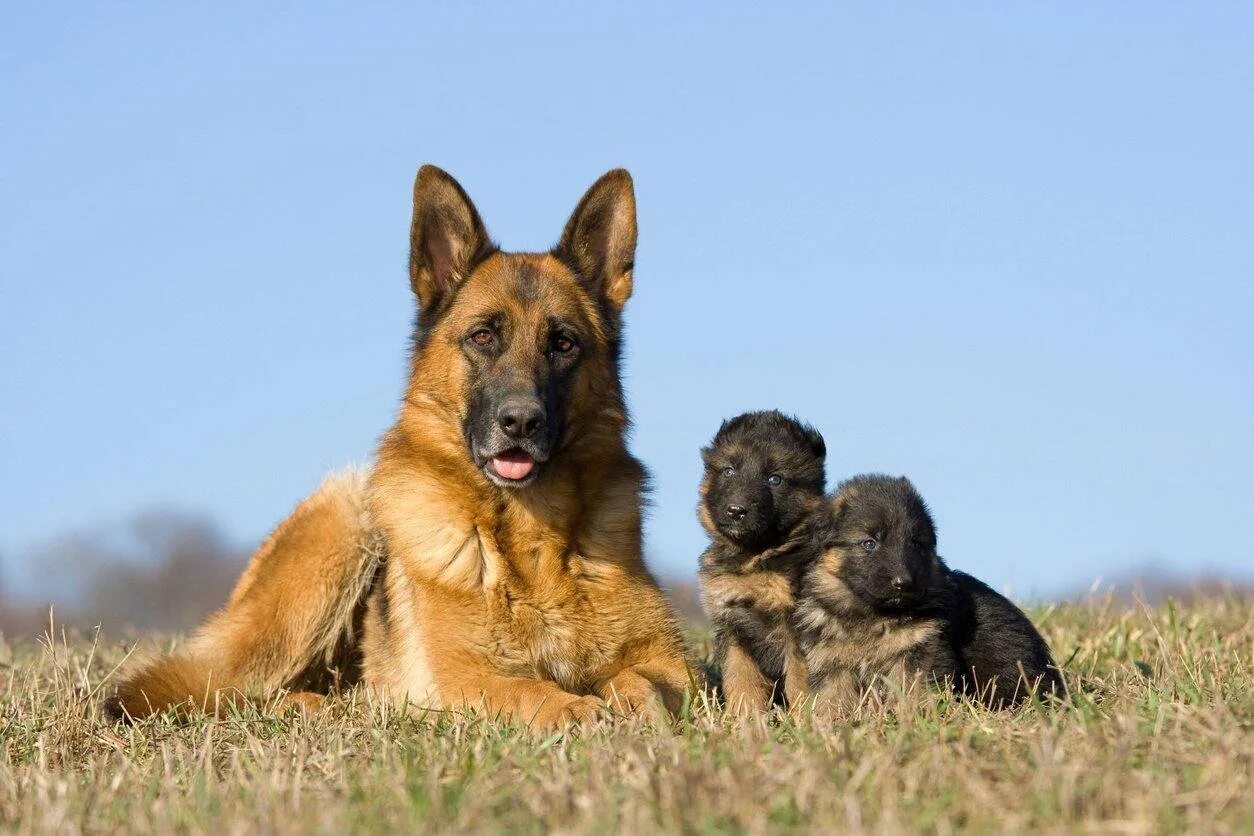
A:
[2, 3, 1252, 600]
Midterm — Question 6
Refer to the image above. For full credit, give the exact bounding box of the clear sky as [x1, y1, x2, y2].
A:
[3, 4, 1252, 599]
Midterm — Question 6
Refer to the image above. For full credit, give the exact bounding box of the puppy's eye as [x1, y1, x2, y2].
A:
[767, 473, 783, 486]
[554, 335, 576, 354]
[861, 538, 878, 552]
[470, 329, 494, 347]
[723, 466, 736, 477]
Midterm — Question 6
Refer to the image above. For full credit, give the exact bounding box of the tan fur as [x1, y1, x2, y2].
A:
[719, 640, 773, 713]
[105, 470, 379, 720]
[107, 167, 695, 729]
[698, 478, 819, 713]
[363, 424, 691, 726]
[701, 568, 796, 617]
[795, 545, 944, 713]
[700, 561, 810, 713]
[781, 633, 810, 705]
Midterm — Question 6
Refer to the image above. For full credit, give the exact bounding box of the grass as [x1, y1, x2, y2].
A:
[1, 594, 1250, 834]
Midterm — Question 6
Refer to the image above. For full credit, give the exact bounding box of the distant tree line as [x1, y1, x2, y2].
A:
[1, 512, 1245, 642]
[0, 511, 246, 639]
[0, 511, 711, 641]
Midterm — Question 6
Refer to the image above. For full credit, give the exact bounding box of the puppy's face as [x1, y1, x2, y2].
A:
[699, 412, 826, 551]
[811, 476, 941, 612]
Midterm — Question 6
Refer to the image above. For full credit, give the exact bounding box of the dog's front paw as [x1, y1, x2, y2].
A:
[556, 694, 607, 726]
[278, 691, 325, 716]
[597, 670, 668, 723]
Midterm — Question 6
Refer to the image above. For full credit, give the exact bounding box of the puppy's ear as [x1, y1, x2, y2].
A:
[703, 420, 730, 460]
[808, 502, 839, 551]
[409, 165, 493, 312]
[805, 426, 827, 460]
[899, 476, 938, 540]
[555, 169, 637, 312]
[898, 475, 924, 502]
[829, 485, 861, 525]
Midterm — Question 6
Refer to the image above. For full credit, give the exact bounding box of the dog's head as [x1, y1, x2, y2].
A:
[405, 166, 636, 488]
[809, 475, 942, 612]
[699, 411, 826, 551]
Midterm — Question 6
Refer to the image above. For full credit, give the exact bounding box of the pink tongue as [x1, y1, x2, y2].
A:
[491, 452, 535, 481]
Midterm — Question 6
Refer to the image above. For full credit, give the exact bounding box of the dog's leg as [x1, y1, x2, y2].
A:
[595, 643, 695, 722]
[441, 671, 605, 729]
[278, 691, 326, 715]
[596, 667, 665, 721]
[809, 667, 860, 719]
[105, 470, 375, 722]
[782, 633, 810, 708]
[720, 639, 773, 715]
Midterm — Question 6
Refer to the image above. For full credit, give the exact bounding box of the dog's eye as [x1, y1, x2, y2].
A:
[553, 335, 576, 354]
[470, 329, 494, 347]
[723, 466, 736, 477]
[767, 473, 783, 486]
[861, 538, 878, 552]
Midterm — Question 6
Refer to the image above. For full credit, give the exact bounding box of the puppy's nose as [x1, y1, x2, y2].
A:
[891, 575, 915, 592]
[497, 398, 546, 440]
[725, 505, 747, 520]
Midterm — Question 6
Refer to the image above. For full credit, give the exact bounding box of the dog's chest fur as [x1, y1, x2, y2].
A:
[367, 444, 653, 701]
[796, 598, 943, 683]
[703, 568, 796, 625]
[484, 561, 611, 691]
[701, 559, 799, 678]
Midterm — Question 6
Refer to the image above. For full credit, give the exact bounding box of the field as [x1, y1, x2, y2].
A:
[1, 595, 1250, 834]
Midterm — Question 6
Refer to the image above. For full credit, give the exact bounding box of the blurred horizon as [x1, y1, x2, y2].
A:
[3, 4, 1252, 628]
[1, 507, 1248, 639]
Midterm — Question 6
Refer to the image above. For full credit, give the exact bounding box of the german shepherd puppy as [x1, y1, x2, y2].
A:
[796, 475, 1064, 711]
[697, 411, 826, 712]
[106, 166, 695, 729]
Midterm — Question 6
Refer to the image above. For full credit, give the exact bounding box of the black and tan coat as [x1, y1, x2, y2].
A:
[696, 411, 826, 712]
[796, 475, 1064, 712]
[106, 166, 696, 729]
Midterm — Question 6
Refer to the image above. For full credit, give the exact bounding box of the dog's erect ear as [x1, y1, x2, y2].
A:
[830, 486, 860, 526]
[701, 418, 734, 467]
[409, 165, 492, 311]
[808, 427, 828, 489]
[555, 169, 637, 312]
[803, 425, 827, 460]
[810, 502, 840, 552]
[899, 476, 937, 539]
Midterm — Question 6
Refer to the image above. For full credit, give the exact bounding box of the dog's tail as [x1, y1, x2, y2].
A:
[103, 655, 247, 720]
[103, 468, 382, 722]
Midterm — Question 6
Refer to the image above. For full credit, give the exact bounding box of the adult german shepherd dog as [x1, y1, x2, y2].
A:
[106, 166, 695, 728]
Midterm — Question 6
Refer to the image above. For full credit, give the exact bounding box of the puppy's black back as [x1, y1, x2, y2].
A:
[945, 571, 1064, 707]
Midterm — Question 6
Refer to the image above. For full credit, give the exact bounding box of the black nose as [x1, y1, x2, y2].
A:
[891, 575, 915, 592]
[725, 505, 747, 520]
[497, 399, 546, 440]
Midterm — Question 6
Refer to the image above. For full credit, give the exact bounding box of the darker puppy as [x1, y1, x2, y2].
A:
[697, 411, 826, 712]
[796, 474, 1064, 712]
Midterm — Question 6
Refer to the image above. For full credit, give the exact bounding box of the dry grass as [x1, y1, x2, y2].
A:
[1, 595, 1250, 834]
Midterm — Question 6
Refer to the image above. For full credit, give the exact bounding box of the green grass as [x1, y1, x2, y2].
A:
[1, 595, 1250, 833]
